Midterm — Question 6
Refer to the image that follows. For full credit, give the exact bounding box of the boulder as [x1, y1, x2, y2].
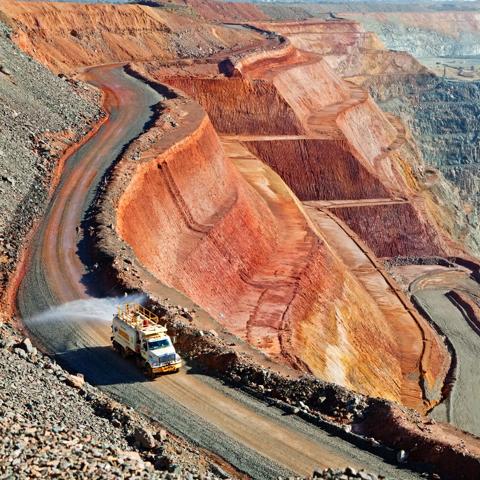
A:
[66, 373, 85, 389]
[134, 426, 156, 450]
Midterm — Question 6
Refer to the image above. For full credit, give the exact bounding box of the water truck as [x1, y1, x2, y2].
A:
[111, 303, 182, 378]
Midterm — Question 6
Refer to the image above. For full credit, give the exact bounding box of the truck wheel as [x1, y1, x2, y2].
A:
[146, 365, 155, 380]
[112, 341, 122, 353]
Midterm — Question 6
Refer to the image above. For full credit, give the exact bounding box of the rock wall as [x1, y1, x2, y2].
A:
[332, 203, 448, 258]
[371, 76, 480, 239]
[335, 96, 397, 166]
[161, 76, 305, 135]
[261, 18, 476, 258]
[272, 59, 350, 121]
[117, 115, 279, 323]
[242, 139, 389, 201]
[112, 85, 406, 402]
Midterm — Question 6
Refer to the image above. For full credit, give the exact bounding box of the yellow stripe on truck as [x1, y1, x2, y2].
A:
[118, 329, 130, 341]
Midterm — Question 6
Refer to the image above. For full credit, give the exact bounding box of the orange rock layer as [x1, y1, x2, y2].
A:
[332, 203, 448, 258]
[242, 139, 389, 201]
[162, 76, 305, 135]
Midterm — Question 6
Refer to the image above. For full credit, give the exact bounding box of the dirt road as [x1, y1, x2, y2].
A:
[16, 65, 421, 479]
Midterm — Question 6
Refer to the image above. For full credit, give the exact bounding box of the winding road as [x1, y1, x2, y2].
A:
[407, 268, 480, 436]
[16, 64, 421, 479]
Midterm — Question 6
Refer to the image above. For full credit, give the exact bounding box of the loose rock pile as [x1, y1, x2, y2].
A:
[312, 467, 385, 480]
[0, 323, 229, 479]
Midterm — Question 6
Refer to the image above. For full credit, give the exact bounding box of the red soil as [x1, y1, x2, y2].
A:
[255, 20, 383, 57]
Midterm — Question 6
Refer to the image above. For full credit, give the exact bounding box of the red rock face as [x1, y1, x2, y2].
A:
[117, 108, 405, 402]
[162, 76, 304, 135]
[331, 203, 447, 258]
[117, 116, 278, 322]
[0, 1, 265, 73]
[242, 139, 389, 201]
[125, 25, 453, 410]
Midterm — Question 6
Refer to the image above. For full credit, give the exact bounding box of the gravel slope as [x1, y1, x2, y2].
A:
[0, 20, 101, 295]
[0, 322, 233, 480]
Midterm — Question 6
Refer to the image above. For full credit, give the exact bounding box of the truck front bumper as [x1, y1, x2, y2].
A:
[151, 360, 182, 374]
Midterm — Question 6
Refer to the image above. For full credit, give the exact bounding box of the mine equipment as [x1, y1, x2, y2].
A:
[111, 303, 182, 378]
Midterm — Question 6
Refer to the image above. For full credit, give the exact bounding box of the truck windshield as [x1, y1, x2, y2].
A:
[148, 338, 171, 350]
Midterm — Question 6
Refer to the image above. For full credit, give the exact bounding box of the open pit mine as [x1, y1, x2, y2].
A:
[2, 1, 480, 479]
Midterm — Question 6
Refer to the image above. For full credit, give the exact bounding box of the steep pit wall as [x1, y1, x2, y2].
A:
[117, 114, 279, 324]
[242, 139, 390, 201]
[271, 60, 351, 123]
[236, 47, 351, 121]
[1, 1, 172, 72]
[160, 76, 304, 135]
[331, 203, 448, 258]
[230, 40, 405, 190]
[287, 247, 403, 399]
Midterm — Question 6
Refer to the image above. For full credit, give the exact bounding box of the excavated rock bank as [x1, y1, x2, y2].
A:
[0, 0, 267, 73]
